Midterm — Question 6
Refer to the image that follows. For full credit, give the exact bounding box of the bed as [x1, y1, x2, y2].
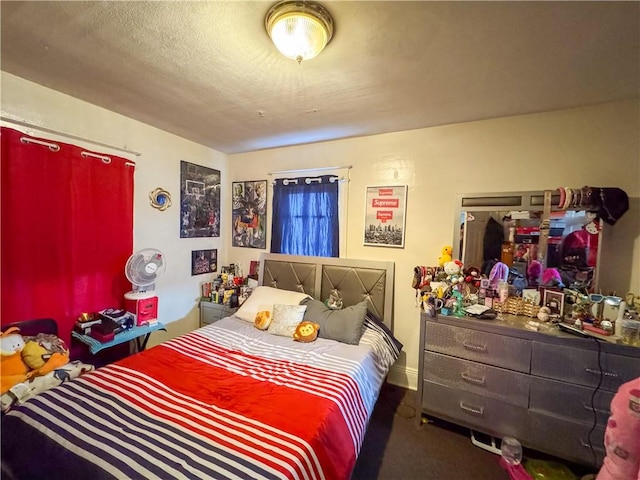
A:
[1, 253, 398, 480]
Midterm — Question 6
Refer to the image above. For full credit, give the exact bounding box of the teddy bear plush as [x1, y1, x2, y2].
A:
[463, 265, 482, 290]
[293, 321, 320, 342]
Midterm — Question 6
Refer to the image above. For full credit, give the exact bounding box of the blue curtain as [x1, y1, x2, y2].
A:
[271, 175, 339, 257]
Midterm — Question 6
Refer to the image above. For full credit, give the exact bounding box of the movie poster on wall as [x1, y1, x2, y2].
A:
[232, 180, 267, 249]
[180, 161, 221, 238]
[363, 185, 407, 248]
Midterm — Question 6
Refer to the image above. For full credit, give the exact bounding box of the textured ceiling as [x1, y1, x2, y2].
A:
[1, 1, 638, 154]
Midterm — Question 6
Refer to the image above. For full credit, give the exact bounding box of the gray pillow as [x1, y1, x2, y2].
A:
[300, 298, 368, 345]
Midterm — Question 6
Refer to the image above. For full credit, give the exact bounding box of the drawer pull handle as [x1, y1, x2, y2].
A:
[585, 368, 619, 378]
[462, 341, 487, 352]
[582, 403, 611, 415]
[580, 439, 606, 454]
[461, 372, 486, 386]
[459, 401, 484, 416]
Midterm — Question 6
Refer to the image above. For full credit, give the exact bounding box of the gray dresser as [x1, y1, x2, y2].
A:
[199, 301, 238, 327]
[417, 312, 640, 467]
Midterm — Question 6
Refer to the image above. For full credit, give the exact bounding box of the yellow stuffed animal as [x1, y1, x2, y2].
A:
[438, 246, 453, 267]
[293, 321, 320, 342]
[21, 334, 69, 376]
[0, 327, 32, 394]
[254, 310, 272, 331]
[1, 329, 70, 395]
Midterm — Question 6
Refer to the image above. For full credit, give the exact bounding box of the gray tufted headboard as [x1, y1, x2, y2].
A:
[258, 253, 395, 329]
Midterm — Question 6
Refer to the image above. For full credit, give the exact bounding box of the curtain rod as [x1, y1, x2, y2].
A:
[269, 165, 351, 175]
[1, 115, 142, 157]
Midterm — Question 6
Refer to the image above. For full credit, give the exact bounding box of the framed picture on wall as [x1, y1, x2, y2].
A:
[191, 249, 217, 276]
[232, 180, 267, 249]
[180, 161, 221, 238]
[363, 185, 407, 248]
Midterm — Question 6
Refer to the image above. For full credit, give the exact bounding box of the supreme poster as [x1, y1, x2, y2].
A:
[363, 185, 407, 248]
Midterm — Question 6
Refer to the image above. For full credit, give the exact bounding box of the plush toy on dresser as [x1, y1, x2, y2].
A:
[444, 261, 464, 285]
[463, 265, 482, 292]
[438, 246, 453, 267]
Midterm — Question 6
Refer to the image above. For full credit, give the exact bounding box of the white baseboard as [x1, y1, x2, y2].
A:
[386, 364, 418, 390]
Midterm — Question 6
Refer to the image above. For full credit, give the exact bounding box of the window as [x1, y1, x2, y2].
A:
[271, 174, 340, 257]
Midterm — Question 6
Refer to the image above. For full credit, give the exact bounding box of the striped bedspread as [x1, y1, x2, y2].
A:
[2, 317, 396, 480]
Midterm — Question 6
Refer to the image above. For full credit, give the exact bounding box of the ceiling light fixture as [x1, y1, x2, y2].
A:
[265, 0, 334, 64]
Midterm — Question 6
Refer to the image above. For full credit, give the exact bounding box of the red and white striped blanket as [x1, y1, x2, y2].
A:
[2, 317, 395, 480]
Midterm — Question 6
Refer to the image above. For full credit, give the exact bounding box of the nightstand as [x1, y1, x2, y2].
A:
[199, 301, 238, 327]
[72, 322, 166, 354]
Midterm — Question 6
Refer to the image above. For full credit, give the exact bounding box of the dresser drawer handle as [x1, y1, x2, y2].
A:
[462, 341, 487, 352]
[461, 372, 486, 386]
[585, 368, 619, 378]
[580, 439, 606, 454]
[459, 401, 484, 416]
[582, 403, 611, 416]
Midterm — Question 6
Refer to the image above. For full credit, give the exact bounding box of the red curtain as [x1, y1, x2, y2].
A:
[1, 127, 134, 348]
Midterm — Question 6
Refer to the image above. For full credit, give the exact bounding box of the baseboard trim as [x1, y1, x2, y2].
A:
[386, 365, 418, 390]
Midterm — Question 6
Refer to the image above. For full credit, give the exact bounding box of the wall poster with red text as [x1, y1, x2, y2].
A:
[363, 185, 407, 248]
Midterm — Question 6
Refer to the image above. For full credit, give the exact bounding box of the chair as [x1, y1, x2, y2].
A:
[1, 318, 58, 337]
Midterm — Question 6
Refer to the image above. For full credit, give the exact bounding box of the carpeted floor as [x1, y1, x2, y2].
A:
[352, 383, 509, 479]
[352, 383, 597, 480]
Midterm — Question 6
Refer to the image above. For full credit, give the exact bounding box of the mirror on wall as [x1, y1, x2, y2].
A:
[453, 191, 602, 292]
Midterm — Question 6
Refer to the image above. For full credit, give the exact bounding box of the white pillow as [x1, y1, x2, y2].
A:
[268, 304, 307, 337]
[235, 286, 310, 322]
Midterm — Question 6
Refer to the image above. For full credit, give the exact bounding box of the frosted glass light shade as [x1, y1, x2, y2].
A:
[266, 1, 334, 63]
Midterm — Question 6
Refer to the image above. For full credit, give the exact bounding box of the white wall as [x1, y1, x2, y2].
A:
[1, 72, 228, 343]
[227, 99, 640, 389]
[3, 72, 638, 388]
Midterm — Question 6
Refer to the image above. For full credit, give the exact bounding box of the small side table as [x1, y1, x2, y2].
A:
[200, 302, 238, 327]
[72, 322, 166, 355]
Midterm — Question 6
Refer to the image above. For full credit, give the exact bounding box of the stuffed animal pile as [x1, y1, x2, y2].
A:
[0, 327, 69, 395]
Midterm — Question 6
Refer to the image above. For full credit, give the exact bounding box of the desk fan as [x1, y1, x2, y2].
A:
[124, 248, 166, 325]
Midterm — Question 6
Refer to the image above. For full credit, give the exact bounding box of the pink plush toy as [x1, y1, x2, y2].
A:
[597, 378, 640, 480]
[542, 268, 563, 288]
[527, 260, 542, 286]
